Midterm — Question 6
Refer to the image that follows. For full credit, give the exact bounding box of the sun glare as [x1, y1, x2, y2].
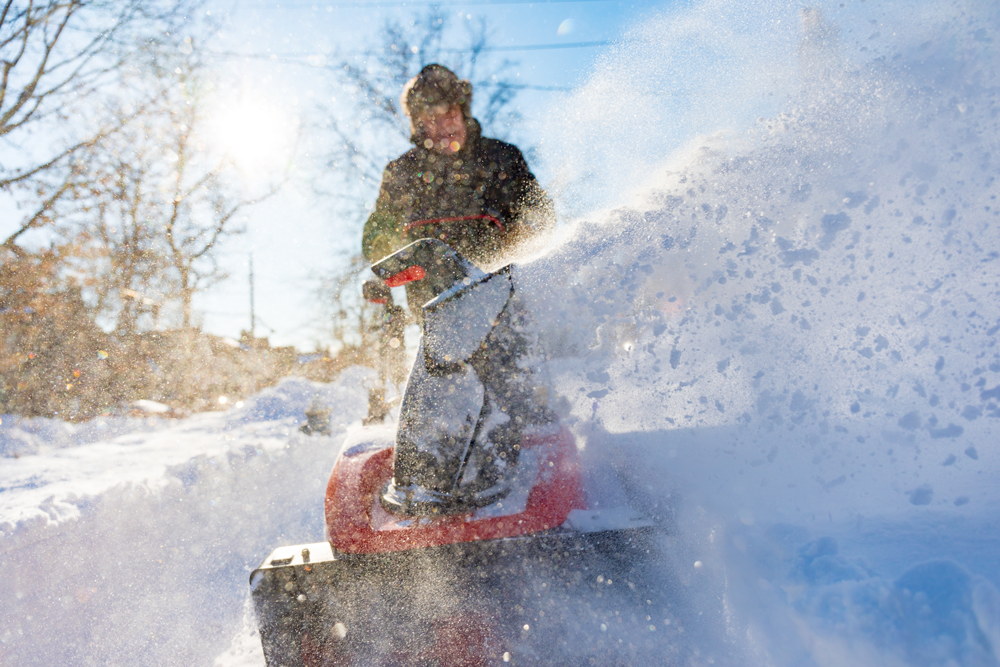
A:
[208, 94, 296, 177]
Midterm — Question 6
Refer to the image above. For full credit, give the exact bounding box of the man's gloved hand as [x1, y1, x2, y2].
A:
[362, 278, 392, 304]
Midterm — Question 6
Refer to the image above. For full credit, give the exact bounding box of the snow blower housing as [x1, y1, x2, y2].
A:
[250, 239, 659, 666]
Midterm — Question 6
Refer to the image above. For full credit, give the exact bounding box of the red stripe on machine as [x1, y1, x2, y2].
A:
[405, 214, 505, 234]
[385, 265, 426, 287]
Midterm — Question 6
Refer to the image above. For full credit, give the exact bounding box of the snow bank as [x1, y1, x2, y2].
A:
[0, 412, 166, 459]
[0, 371, 369, 666]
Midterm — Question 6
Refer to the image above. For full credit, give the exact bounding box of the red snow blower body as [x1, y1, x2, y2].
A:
[250, 239, 660, 666]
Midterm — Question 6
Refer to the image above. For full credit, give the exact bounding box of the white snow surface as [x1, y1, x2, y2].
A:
[5, 1, 1000, 665]
[0, 370, 372, 665]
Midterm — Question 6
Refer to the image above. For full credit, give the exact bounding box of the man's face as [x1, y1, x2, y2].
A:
[416, 104, 466, 154]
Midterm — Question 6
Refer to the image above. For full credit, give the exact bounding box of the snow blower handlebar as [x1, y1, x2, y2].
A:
[370, 238, 486, 302]
[361, 278, 391, 304]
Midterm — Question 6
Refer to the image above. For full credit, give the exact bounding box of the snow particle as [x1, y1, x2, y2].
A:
[961, 406, 982, 421]
[908, 484, 933, 505]
[694, 560, 703, 569]
[929, 423, 964, 439]
[820, 212, 852, 249]
[898, 411, 921, 430]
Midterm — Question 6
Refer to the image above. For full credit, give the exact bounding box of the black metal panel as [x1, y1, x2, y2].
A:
[251, 528, 665, 666]
[250, 543, 338, 667]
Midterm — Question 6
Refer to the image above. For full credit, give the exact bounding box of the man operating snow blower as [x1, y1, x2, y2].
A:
[360, 63, 553, 422]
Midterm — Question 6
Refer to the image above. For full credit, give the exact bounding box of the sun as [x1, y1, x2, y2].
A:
[207, 93, 296, 177]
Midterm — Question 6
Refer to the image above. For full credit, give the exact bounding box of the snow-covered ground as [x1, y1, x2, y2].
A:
[0, 371, 372, 665]
[4, 1, 1000, 665]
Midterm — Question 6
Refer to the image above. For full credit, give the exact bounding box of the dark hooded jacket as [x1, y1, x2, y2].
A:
[362, 118, 552, 272]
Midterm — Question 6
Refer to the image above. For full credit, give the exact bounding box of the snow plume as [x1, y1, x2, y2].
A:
[532, 0, 1000, 505]
[543, 0, 996, 216]
[518, 0, 1000, 664]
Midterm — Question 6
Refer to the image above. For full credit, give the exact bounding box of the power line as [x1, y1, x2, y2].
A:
[205, 40, 605, 91]
[498, 83, 574, 91]
[203, 48, 577, 89]
[455, 40, 612, 52]
[206, 40, 611, 61]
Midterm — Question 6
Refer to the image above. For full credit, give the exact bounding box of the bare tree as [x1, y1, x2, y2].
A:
[68, 121, 172, 337]
[0, 0, 203, 252]
[65, 57, 283, 333]
[160, 79, 274, 329]
[0, 4, 299, 420]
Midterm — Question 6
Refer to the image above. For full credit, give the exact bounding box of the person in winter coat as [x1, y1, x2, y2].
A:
[359, 65, 552, 424]
[362, 64, 553, 311]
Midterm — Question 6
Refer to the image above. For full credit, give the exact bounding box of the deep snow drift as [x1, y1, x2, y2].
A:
[3, 1, 1000, 665]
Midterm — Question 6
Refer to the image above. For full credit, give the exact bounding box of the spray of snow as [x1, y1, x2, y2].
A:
[522, 0, 1000, 663]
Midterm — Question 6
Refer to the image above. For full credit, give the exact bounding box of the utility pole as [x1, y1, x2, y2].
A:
[249, 253, 256, 338]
